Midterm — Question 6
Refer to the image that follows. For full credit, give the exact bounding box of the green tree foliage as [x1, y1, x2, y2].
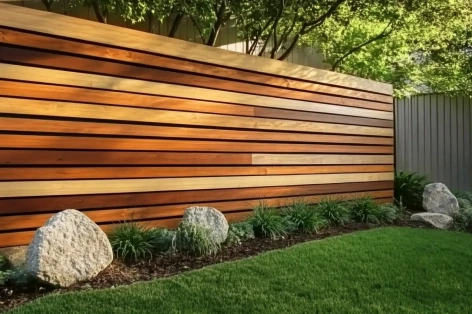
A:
[303, 0, 472, 96]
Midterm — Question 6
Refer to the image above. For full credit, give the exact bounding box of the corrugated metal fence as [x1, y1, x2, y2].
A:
[395, 94, 472, 191]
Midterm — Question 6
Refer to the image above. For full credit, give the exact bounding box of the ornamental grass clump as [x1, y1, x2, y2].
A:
[173, 222, 220, 256]
[283, 199, 326, 233]
[315, 197, 350, 226]
[250, 201, 287, 239]
[108, 222, 158, 261]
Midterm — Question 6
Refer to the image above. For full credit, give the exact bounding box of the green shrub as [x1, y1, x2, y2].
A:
[174, 222, 220, 256]
[458, 198, 472, 209]
[283, 199, 326, 233]
[250, 201, 287, 239]
[149, 228, 175, 252]
[225, 221, 255, 245]
[108, 222, 158, 261]
[394, 171, 429, 211]
[453, 207, 472, 232]
[0, 255, 8, 270]
[315, 197, 350, 226]
[454, 191, 472, 202]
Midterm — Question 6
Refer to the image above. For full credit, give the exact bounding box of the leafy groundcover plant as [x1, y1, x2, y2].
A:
[225, 221, 255, 245]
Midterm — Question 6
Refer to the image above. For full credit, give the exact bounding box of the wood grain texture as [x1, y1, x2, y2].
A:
[0, 64, 394, 120]
[0, 4, 393, 94]
[0, 181, 394, 214]
[0, 166, 394, 180]
[0, 81, 393, 128]
[0, 173, 393, 198]
[0, 190, 393, 230]
[0, 135, 394, 154]
[0, 46, 392, 112]
[0, 97, 394, 136]
[0, 117, 394, 145]
[0, 28, 393, 103]
[252, 154, 394, 165]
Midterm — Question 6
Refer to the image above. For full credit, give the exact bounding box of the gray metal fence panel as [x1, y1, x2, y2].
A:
[395, 94, 472, 191]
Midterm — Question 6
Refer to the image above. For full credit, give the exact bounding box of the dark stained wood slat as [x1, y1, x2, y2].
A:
[0, 117, 394, 145]
[0, 165, 394, 181]
[0, 28, 393, 104]
[0, 46, 393, 112]
[0, 190, 393, 230]
[0, 81, 393, 128]
[0, 150, 252, 166]
[0, 181, 394, 214]
[0, 135, 394, 154]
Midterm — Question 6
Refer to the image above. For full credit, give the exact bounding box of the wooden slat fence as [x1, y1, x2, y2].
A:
[0, 4, 394, 247]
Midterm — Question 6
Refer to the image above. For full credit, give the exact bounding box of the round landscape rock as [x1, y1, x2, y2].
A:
[182, 206, 229, 244]
[26, 209, 113, 287]
[411, 212, 453, 230]
[422, 183, 459, 216]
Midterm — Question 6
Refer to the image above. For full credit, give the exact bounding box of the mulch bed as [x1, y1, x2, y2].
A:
[0, 220, 431, 312]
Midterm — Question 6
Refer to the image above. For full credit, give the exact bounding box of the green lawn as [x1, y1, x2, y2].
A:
[11, 227, 472, 314]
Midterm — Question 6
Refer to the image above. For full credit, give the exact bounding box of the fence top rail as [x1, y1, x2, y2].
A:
[0, 3, 392, 96]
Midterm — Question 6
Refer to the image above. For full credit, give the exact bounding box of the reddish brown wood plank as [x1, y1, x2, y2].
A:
[0, 150, 252, 166]
[0, 190, 393, 230]
[0, 181, 394, 215]
[0, 135, 394, 154]
[0, 117, 394, 145]
[0, 28, 392, 104]
[0, 46, 392, 112]
[0, 165, 394, 180]
[0, 81, 393, 128]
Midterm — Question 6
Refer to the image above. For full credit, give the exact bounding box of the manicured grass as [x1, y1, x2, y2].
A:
[11, 228, 472, 314]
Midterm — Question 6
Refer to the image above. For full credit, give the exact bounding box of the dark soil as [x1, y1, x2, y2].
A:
[0, 220, 432, 312]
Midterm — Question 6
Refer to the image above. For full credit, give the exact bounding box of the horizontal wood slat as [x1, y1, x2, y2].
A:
[0, 65, 394, 120]
[0, 28, 392, 103]
[0, 166, 394, 181]
[0, 173, 393, 198]
[0, 46, 392, 112]
[0, 4, 394, 248]
[0, 117, 393, 145]
[0, 151, 393, 166]
[0, 190, 393, 231]
[0, 4, 393, 94]
[0, 81, 393, 128]
[0, 135, 393, 154]
[0, 181, 394, 215]
[0, 97, 394, 136]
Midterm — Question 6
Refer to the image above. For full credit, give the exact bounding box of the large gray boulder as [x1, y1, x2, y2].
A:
[411, 212, 453, 230]
[423, 183, 459, 216]
[182, 206, 229, 244]
[26, 209, 113, 287]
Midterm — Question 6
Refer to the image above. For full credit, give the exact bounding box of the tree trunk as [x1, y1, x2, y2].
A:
[41, 0, 52, 11]
[91, 0, 107, 24]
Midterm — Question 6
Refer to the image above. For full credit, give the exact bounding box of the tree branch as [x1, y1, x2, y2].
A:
[331, 20, 395, 71]
[168, 13, 184, 37]
[41, 0, 53, 11]
[206, 0, 230, 46]
[91, 0, 107, 23]
[190, 15, 206, 44]
[247, 17, 275, 55]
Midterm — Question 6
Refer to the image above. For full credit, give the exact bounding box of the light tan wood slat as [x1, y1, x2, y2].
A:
[0, 3, 392, 95]
[252, 154, 394, 165]
[0, 97, 394, 136]
[0, 172, 393, 198]
[0, 64, 393, 120]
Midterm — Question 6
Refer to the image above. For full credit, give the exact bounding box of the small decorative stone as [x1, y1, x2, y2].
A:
[411, 212, 453, 230]
[26, 209, 113, 287]
[422, 183, 459, 216]
[182, 206, 229, 244]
